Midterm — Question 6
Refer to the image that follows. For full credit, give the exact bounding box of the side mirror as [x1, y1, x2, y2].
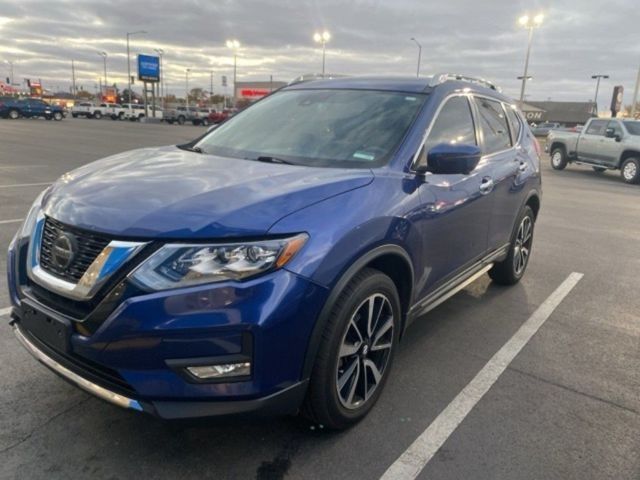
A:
[421, 143, 482, 175]
[605, 127, 616, 138]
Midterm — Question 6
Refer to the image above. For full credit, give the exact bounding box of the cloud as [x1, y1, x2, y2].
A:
[0, 0, 638, 103]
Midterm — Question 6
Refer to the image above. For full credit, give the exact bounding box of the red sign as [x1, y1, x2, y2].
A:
[240, 88, 270, 98]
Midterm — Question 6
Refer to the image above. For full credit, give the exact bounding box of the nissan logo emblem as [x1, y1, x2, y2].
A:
[52, 233, 77, 269]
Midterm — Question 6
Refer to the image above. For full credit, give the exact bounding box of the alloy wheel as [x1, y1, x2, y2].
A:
[336, 293, 395, 410]
[623, 162, 637, 181]
[513, 216, 533, 276]
[551, 151, 562, 167]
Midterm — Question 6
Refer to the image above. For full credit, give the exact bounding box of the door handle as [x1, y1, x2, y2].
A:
[518, 161, 527, 173]
[479, 177, 494, 195]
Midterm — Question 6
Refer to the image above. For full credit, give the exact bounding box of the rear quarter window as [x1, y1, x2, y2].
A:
[475, 97, 512, 154]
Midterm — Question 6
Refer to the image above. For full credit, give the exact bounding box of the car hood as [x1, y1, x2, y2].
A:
[42, 146, 374, 238]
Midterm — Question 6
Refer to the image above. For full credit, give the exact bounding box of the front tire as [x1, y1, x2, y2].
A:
[93, 112, 102, 119]
[620, 158, 640, 184]
[53, 112, 62, 121]
[489, 206, 535, 285]
[177, 116, 185, 125]
[303, 268, 400, 430]
[550, 147, 568, 170]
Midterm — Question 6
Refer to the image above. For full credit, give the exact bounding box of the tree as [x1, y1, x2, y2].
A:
[121, 89, 141, 103]
[188, 87, 206, 105]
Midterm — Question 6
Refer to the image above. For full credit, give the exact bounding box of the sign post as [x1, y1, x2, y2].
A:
[137, 54, 160, 119]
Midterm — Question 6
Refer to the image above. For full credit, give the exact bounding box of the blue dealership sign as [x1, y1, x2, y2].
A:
[138, 54, 160, 82]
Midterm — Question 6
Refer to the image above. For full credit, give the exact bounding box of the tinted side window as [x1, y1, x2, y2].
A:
[505, 106, 522, 143]
[586, 120, 607, 136]
[476, 97, 512, 154]
[424, 96, 476, 154]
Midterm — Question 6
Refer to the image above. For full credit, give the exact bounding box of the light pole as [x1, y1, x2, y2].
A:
[154, 48, 164, 107]
[98, 51, 108, 88]
[126, 30, 146, 106]
[591, 74, 609, 114]
[226, 39, 240, 105]
[185, 68, 191, 107]
[313, 31, 331, 76]
[517, 13, 544, 106]
[632, 64, 640, 118]
[410, 38, 422, 78]
[5, 60, 14, 85]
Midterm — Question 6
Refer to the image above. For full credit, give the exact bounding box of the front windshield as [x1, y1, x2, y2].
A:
[196, 89, 427, 167]
[623, 121, 640, 135]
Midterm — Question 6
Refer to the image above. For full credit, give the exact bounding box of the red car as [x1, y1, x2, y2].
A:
[208, 108, 237, 124]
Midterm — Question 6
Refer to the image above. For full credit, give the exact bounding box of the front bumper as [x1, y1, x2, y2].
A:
[8, 234, 329, 418]
[13, 321, 308, 419]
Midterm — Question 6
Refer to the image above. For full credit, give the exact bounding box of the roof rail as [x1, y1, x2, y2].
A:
[428, 73, 501, 92]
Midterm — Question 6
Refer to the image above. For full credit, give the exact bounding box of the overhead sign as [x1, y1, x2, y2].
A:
[137, 54, 160, 83]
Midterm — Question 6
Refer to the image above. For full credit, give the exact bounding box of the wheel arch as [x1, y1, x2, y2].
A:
[619, 150, 640, 168]
[301, 244, 414, 380]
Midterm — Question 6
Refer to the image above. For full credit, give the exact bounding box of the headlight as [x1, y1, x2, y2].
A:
[18, 189, 47, 239]
[130, 234, 308, 291]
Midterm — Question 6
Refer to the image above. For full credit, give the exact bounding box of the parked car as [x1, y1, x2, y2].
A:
[0, 98, 64, 120]
[71, 102, 109, 119]
[531, 122, 561, 136]
[208, 108, 237, 124]
[7, 74, 541, 429]
[546, 118, 640, 184]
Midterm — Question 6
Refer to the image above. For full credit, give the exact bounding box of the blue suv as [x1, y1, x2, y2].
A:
[7, 75, 541, 429]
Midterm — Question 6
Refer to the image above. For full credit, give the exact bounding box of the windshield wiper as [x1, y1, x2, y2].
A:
[177, 144, 203, 153]
[252, 155, 296, 165]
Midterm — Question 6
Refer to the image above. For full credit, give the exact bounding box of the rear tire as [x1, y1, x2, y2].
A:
[8, 109, 19, 120]
[302, 268, 400, 430]
[620, 158, 640, 184]
[72, 113, 78, 118]
[489, 206, 535, 286]
[93, 112, 102, 119]
[177, 116, 185, 125]
[550, 147, 568, 170]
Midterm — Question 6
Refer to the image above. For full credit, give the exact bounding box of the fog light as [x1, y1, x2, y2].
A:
[186, 362, 251, 380]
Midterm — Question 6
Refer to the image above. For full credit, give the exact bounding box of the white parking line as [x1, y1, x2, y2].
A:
[0, 182, 51, 189]
[381, 272, 584, 480]
[0, 307, 12, 317]
[0, 219, 22, 225]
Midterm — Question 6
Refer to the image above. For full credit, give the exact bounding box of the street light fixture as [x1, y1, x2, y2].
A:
[126, 30, 147, 106]
[517, 13, 544, 106]
[154, 48, 165, 107]
[591, 74, 609, 114]
[226, 39, 241, 105]
[313, 30, 331, 76]
[410, 38, 422, 78]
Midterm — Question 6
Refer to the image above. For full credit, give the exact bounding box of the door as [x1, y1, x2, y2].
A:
[600, 120, 624, 166]
[578, 119, 608, 163]
[473, 97, 525, 250]
[413, 94, 494, 299]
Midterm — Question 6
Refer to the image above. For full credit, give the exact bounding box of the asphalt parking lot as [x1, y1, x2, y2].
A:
[0, 117, 638, 480]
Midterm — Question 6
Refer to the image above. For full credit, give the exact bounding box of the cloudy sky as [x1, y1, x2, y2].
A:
[1, 0, 638, 105]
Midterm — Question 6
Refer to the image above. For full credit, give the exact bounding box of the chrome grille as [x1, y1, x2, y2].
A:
[40, 217, 110, 283]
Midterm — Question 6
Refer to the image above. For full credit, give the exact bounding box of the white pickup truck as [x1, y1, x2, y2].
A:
[71, 102, 125, 120]
[546, 118, 640, 184]
[122, 104, 163, 121]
